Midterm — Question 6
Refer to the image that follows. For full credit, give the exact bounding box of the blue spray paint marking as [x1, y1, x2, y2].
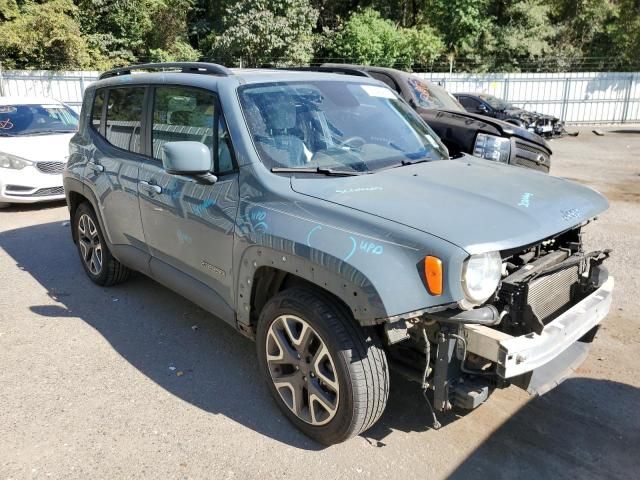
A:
[250, 210, 267, 221]
[192, 199, 216, 216]
[518, 192, 533, 208]
[177, 229, 192, 244]
[335, 187, 383, 194]
[359, 240, 384, 255]
[306, 225, 322, 246]
[343, 236, 357, 261]
[163, 188, 181, 200]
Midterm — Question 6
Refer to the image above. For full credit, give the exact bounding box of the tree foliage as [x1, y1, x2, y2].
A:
[0, 0, 92, 69]
[207, 0, 319, 66]
[324, 8, 443, 68]
[0, 0, 638, 72]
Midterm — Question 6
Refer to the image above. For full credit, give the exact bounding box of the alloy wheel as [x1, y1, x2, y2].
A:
[77, 213, 103, 275]
[266, 315, 340, 426]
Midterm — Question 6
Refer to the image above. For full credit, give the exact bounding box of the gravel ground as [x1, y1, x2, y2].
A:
[1, 126, 638, 479]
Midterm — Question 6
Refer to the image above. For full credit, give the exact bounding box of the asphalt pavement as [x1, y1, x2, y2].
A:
[1, 126, 638, 479]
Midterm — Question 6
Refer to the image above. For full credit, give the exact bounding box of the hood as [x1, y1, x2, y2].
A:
[427, 108, 549, 150]
[0, 133, 74, 162]
[291, 156, 608, 254]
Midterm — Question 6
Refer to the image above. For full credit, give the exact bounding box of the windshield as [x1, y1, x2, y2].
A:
[0, 103, 79, 136]
[407, 77, 464, 111]
[479, 94, 511, 110]
[238, 81, 448, 173]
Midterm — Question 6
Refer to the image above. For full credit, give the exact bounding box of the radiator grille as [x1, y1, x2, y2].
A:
[527, 265, 579, 323]
[514, 141, 550, 173]
[36, 161, 65, 174]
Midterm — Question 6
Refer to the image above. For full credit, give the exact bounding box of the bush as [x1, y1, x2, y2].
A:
[208, 0, 319, 66]
[324, 8, 444, 69]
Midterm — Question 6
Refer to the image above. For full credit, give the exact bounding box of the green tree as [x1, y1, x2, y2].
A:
[486, 0, 555, 71]
[207, 0, 319, 66]
[428, 0, 492, 64]
[0, 0, 93, 69]
[604, 0, 640, 69]
[0, 0, 19, 21]
[76, 0, 199, 67]
[548, 0, 616, 69]
[323, 8, 443, 68]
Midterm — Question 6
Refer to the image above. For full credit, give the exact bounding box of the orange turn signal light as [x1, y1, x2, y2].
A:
[424, 256, 443, 295]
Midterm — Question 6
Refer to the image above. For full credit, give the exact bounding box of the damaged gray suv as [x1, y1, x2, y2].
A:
[64, 63, 614, 445]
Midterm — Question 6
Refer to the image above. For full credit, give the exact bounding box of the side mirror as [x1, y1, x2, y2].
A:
[162, 141, 213, 175]
[477, 104, 489, 113]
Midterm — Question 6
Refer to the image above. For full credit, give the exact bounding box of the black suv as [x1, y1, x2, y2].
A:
[314, 64, 552, 173]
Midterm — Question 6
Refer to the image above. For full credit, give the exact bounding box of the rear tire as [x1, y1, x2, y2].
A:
[73, 202, 130, 286]
[256, 287, 389, 445]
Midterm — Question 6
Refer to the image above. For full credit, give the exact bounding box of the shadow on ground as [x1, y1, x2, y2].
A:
[448, 378, 640, 479]
[0, 199, 67, 213]
[1, 221, 639, 474]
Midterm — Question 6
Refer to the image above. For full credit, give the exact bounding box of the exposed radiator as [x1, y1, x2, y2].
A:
[527, 265, 580, 324]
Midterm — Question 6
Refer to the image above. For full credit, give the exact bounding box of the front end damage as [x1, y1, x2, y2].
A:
[506, 108, 572, 138]
[386, 225, 612, 420]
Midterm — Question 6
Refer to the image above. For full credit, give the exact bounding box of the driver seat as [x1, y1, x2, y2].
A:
[255, 97, 306, 168]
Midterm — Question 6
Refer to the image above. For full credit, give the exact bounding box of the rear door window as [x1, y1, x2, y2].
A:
[105, 87, 146, 154]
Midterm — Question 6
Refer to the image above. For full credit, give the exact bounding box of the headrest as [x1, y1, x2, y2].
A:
[262, 96, 297, 131]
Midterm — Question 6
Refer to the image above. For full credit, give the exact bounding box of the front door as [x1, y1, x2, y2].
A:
[138, 85, 239, 308]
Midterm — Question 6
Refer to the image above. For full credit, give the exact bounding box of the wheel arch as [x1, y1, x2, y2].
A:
[63, 178, 112, 247]
[236, 245, 389, 335]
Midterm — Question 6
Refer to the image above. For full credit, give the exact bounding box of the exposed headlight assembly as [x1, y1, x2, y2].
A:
[473, 133, 510, 163]
[0, 152, 33, 170]
[461, 251, 502, 306]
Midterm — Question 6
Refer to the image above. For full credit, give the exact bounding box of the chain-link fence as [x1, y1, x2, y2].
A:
[1, 67, 638, 124]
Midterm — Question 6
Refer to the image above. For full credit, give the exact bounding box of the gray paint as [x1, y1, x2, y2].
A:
[162, 141, 213, 174]
[66, 68, 609, 331]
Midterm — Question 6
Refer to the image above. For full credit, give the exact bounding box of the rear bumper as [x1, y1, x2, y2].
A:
[463, 276, 614, 380]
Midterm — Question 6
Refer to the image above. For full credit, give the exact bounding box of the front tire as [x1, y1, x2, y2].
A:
[256, 288, 389, 445]
[73, 202, 130, 286]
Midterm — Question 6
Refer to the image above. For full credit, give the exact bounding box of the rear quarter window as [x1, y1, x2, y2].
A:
[91, 90, 105, 131]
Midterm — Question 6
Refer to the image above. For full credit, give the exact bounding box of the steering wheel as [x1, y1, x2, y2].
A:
[340, 136, 367, 150]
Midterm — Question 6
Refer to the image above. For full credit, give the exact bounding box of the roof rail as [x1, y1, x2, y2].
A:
[99, 62, 233, 80]
[275, 66, 372, 78]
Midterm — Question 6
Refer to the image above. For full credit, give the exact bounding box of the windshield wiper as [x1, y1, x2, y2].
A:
[400, 158, 430, 166]
[271, 167, 369, 176]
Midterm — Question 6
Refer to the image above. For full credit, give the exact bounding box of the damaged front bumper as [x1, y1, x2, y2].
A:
[463, 275, 614, 393]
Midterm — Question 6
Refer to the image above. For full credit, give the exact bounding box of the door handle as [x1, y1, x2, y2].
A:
[139, 180, 162, 195]
[87, 161, 104, 173]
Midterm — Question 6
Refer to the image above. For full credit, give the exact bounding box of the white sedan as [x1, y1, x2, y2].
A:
[0, 96, 78, 207]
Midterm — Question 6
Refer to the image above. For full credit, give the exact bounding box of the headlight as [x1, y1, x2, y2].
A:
[461, 251, 502, 305]
[473, 133, 510, 163]
[0, 152, 33, 170]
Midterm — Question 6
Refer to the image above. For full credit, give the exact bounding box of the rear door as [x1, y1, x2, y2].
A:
[84, 86, 147, 252]
[138, 85, 239, 307]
